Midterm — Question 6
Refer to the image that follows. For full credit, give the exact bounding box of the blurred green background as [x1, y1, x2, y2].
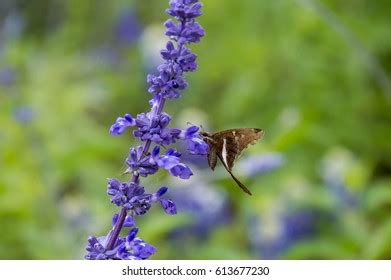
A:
[1, 0, 391, 259]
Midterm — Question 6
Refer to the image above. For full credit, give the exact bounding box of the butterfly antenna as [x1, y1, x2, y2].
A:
[186, 122, 206, 134]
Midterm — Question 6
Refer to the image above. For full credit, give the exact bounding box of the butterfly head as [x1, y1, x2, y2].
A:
[199, 130, 214, 144]
[197, 124, 211, 139]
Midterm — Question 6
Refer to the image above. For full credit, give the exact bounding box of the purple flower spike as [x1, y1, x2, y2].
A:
[112, 213, 119, 226]
[116, 228, 157, 260]
[110, 113, 135, 135]
[126, 234, 157, 259]
[125, 146, 159, 176]
[164, 19, 181, 38]
[85, 229, 157, 260]
[147, 70, 188, 99]
[126, 228, 139, 242]
[133, 112, 181, 145]
[107, 178, 128, 206]
[156, 186, 169, 197]
[85, 236, 108, 260]
[107, 178, 153, 214]
[86, 0, 205, 260]
[180, 126, 209, 155]
[178, 48, 198, 71]
[124, 215, 135, 227]
[112, 213, 135, 227]
[160, 198, 177, 215]
[151, 147, 194, 179]
[150, 186, 177, 215]
[166, 0, 203, 19]
[155, 149, 181, 169]
[180, 21, 205, 44]
[160, 41, 178, 60]
[182, 125, 199, 137]
[187, 137, 209, 155]
[169, 163, 193, 179]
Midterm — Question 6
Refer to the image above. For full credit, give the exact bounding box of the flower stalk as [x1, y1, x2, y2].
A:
[85, 0, 207, 260]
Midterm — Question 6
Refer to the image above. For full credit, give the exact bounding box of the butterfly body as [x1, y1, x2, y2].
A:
[200, 128, 264, 195]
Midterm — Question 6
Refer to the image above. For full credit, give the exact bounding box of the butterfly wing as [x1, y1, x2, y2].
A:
[212, 128, 264, 171]
[207, 145, 218, 171]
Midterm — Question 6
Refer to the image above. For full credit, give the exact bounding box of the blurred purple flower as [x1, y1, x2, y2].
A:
[0, 67, 16, 86]
[1, 11, 25, 41]
[13, 106, 36, 123]
[170, 180, 230, 237]
[90, 45, 121, 68]
[114, 9, 142, 45]
[237, 153, 284, 177]
[324, 176, 358, 208]
[321, 153, 359, 208]
[249, 209, 330, 259]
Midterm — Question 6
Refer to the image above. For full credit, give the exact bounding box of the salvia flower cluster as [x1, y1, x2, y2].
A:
[85, 0, 207, 260]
